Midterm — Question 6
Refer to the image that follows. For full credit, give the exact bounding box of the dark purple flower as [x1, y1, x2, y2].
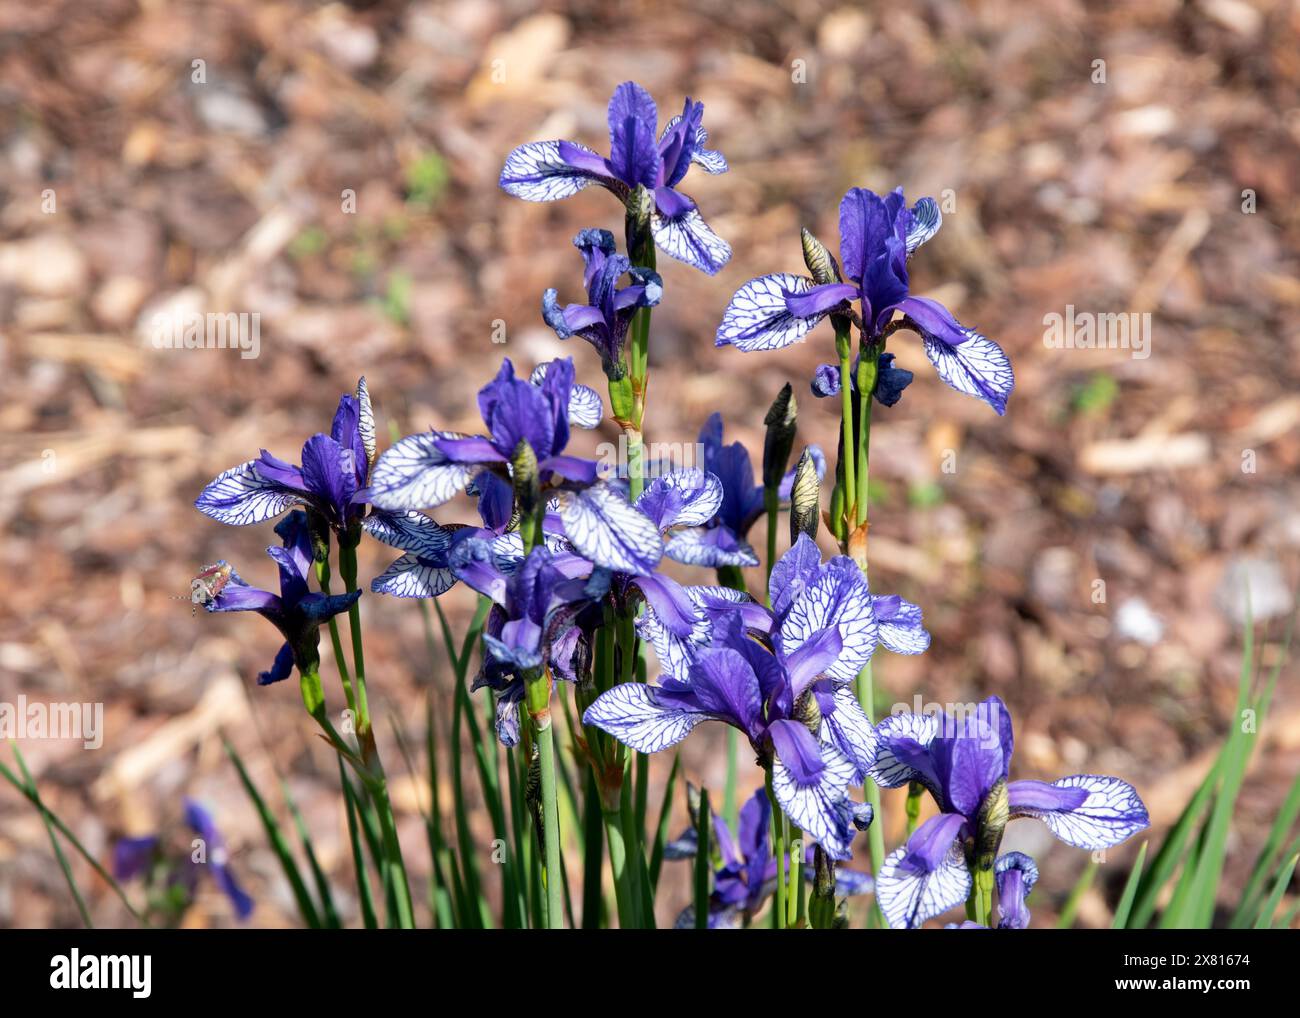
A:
[542, 229, 663, 372]
[205, 510, 360, 685]
[716, 188, 1014, 414]
[695, 413, 825, 556]
[451, 536, 607, 746]
[196, 378, 377, 532]
[500, 82, 731, 274]
[871, 696, 1149, 928]
[810, 352, 913, 408]
[665, 787, 873, 928]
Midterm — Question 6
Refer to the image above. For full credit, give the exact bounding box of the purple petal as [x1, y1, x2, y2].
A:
[606, 81, 660, 188]
[769, 742, 860, 860]
[556, 481, 662, 575]
[687, 647, 763, 737]
[769, 718, 826, 787]
[582, 682, 713, 754]
[1008, 775, 1150, 850]
[195, 459, 301, 526]
[877, 816, 971, 929]
[369, 430, 475, 510]
[715, 273, 821, 350]
[898, 296, 1014, 415]
[783, 282, 857, 319]
[499, 140, 609, 202]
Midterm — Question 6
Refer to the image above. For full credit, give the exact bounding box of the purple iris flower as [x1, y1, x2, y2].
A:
[500, 81, 732, 275]
[196, 378, 378, 533]
[716, 188, 1014, 415]
[583, 556, 879, 858]
[943, 853, 1038, 930]
[204, 510, 360, 686]
[665, 788, 873, 928]
[369, 358, 662, 575]
[451, 536, 607, 746]
[112, 798, 253, 921]
[638, 533, 929, 688]
[870, 695, 1149, 929]
[811, 352, 913, 408]
[542, 229, 664, 373]
[694, 413, 826, 559]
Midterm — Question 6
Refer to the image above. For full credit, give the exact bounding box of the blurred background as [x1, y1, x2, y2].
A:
[1, 0, 1298, 928]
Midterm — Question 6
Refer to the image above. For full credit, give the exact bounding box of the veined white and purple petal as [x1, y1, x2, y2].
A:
[368, 430, 475, 510]
[778, 556, 877, 683]
[899, 296, 1014, 415]
[370, 552, 457, 598]
[820, 684, 879, 785]
[770, 741, 860, 860]
[876, 827, 971, 930]
[1008, 775, 1150, 850]
[362, 509, 452, 559]
[715, 273, 825, 351]
[664, 525, 760, 568]
[905, 197, 942, 254]
[869, 711, 941, 788]
[556, 481, 662, 575]
[652, 206, 731, 276]
[195, 460, 303, 526]
[872, 594, 931, 655]
[635, 468, 723, 530]
[582, 683, 716, 754]
[499, 139, 608, 202]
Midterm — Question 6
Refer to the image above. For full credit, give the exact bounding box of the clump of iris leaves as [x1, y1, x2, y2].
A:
[5, 83, 1296, 932]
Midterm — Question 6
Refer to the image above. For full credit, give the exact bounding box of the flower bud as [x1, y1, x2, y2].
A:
[511, 439, 540, 517]
[789, 447, 820, 543]
[801, 228, 842, 285]
[762, 383, 797, 491]
[625, 185, 655, 265]
[974, 778, 1009, 873]
[794, 688, 822, 737]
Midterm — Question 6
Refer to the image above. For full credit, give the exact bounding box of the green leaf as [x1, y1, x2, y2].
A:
[223, 739, 322, 929]
[1112, 841, 1148, 928]
[1254, 848, 1299, 928]
[1056, 859, 1098, 928]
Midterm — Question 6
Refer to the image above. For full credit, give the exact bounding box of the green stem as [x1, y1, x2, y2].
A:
[337, 536, 372, 739]
[529, 688, 565, 929]
[855, 662, 887, 926]
[315, 555, 356, 715]
[836, 324, 856, 530]
[765, 767, 786, 929]
[967, 864, 994, 926]
[694, 787, 712, 929]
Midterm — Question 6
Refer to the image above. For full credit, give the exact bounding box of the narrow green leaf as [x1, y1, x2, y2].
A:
[13, 746, 92, 927]
[648, 753, 682, 891]
[223, 739, 322, 928]
[694, 787, 712, 929]
[1056, 859, 1097, 928]
[1255, 849, 1299, 928]
[1112, 842, 1148, 928]
[340, 759, 379, 929]
[281, 779, 341, 928]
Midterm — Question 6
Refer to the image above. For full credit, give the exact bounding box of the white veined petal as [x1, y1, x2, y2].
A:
[356, 376, 376, 466]
[651, 206, 731, 275]
[714, 273, 824, 351]
[875, 597, 931, 655]
[771, 743, 859, 860]
[567, 383, 604, 429]
[876, 841, 971, 930]
[581, 683, 712, 754]
[638, 468, 723, 528]
[921, 327, 1015, 416]
[368, 431, 473, 510]
[370, 552, 457, 598]
[664, 527, 760, 568]
[870, 712, 941, 788]
[1017, 775, 1150, 850]
[195, 460, 302, 526]
[820, 686, 879, 785]
[779, 560, 877, 682]
[637, 584, 748, 678]
[905, 197, 942, 254]
[362, 509, 451, 558]
[557, 481, 663, 575]
[499, 140, 601, 202]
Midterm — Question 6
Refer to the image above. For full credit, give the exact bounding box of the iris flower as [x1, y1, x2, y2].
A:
[451, 536, 606, 746]
[197, 378, 378, 532]
[370, 357, 663, 575]
[542, 228, 664, 374]
[870, 695, 1149, 929]
[715, 187, 1014, 414]
[584, 539, 890, 858]
[113, 797, 254, 921]
[665, 788, 873, 928]
[500, 81, 731, 275]
[693, 413, 825, 562]
[203, 511, 360, 686]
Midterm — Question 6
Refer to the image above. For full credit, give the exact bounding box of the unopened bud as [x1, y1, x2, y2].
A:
[974, 778, 1009, 872]
[801, 228, 842, 285]
[762, 384, 797, 491]
[789, 447, 820, 543]
[511, 440, 540, 516]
